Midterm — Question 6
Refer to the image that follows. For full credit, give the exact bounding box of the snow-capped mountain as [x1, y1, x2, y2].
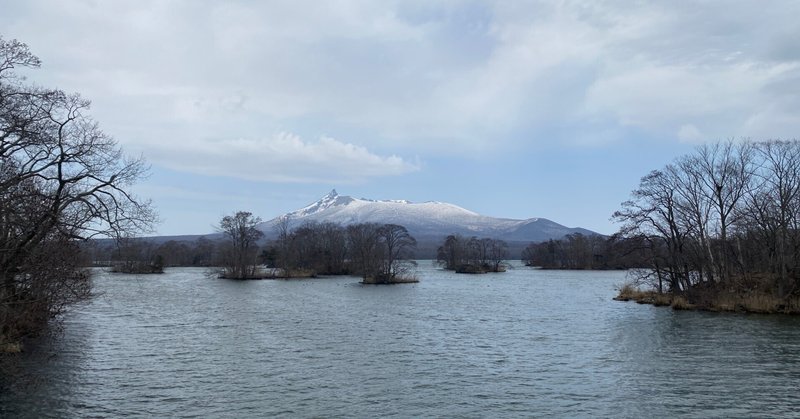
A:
[260, 190, 597, 243]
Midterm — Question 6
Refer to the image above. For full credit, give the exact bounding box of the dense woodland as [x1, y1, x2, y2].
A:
[613, 140, 800, 310]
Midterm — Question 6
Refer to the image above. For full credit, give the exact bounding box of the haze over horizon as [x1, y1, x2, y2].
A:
[3, 1, 799, 236]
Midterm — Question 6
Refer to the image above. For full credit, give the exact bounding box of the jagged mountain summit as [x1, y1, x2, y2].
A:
[261, 190, 597, 243]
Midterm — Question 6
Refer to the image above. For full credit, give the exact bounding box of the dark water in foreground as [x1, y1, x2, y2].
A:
[3, 263, 800, 417]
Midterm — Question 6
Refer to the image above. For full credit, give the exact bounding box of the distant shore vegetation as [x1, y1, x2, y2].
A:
[612, 139, 800, 314]
[92, 215, 422, 284]
[520, 233, 650, 270]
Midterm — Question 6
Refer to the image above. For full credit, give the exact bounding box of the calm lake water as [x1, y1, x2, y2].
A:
[3, 263, 800, 417]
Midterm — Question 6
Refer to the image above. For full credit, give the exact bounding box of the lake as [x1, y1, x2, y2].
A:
[3, 262, 800, 417]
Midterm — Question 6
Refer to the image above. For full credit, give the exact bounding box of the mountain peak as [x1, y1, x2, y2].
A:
[262, 190, 599, 245]
[290, 189, 353, 217]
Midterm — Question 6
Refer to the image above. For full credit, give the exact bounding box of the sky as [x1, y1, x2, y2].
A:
[2, 0, 800, 236]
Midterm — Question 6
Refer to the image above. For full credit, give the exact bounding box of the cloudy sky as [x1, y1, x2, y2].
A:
[2, 1, 799, 235]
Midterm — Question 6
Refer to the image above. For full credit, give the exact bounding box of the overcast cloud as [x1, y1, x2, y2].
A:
[2, 0, 799, 234]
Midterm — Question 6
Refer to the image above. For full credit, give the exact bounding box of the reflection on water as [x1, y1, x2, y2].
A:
[3, 264, 800, 417]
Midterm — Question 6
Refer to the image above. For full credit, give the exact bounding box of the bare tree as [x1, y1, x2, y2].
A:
[521, 239, 563, 268]
[347, 223, 383, 280]
[486, 238, 509, 272]
[346, 223, 417, 283]
[693, 141, 753, 282]
[613, 168, 689, 291]
[741, 140, 800, 294]
[273, 215, 292, 277]
[218, 211, 263, 279]
[0, 37, 155, 350]
[468, 237, 485, 267]
[437, 234, 465, 270]
[317, 221, 347, 274]
[437, 234, 507, 273]
[377, 224, 417, 281]
[671, 159, 714, 283]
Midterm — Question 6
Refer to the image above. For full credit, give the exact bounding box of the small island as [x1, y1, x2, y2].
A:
[108, 239, 165, 274]
[110, 260, 164, 274]
[436, 234, 509, 274]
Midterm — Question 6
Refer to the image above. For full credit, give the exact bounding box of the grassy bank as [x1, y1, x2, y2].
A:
[615, 283, 800, 314]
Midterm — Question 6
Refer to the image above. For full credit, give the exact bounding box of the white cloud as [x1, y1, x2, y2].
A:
[146, 132, 420, 183]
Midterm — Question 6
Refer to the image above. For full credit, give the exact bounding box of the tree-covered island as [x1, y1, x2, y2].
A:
[436, 234, 509, 273]
[267, 220, 419, 284]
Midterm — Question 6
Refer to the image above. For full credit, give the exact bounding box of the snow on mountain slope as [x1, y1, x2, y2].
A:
[260, 190, 597, 242]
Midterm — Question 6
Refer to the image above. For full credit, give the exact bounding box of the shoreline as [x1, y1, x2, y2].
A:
[614, 286, 800, 314]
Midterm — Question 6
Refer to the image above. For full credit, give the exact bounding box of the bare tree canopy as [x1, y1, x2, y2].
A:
[614, 139, 800, 306]
[0, 37, 155, 350]
[376, 224, 417, 281]
[346, 222, 383, 280]
[218, 211, 263, 279]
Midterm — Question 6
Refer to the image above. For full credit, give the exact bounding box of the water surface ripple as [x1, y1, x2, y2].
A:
[3, 263, 800, 417]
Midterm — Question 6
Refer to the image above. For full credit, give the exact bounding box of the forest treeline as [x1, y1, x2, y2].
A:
[90, 237, 218, 269]
[521, 233, 648, 270]
[613, 139, 800, 311]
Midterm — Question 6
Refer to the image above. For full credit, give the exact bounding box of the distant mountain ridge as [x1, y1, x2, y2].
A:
[260, 190, 598, 244]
